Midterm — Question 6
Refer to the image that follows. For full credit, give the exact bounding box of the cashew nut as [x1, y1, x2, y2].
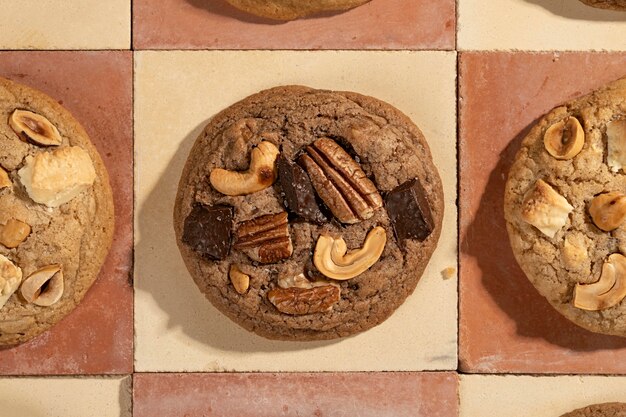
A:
[210, 141, 279, 196]
[9, 109, 62, 147]
[543, 116, 584, 160]
[574, 253, 626, 311]
[20, 264, 64, 306]
[313, 226, 386, 280]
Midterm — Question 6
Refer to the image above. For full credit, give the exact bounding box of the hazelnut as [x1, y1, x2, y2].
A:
[9, 109, 62, 147]
[543, 117, 584, 160]
[589, 192, 626, 232]
[0, 218, 31, 248]
[0, 255, 22, 310]
[20, 265, 64, 307]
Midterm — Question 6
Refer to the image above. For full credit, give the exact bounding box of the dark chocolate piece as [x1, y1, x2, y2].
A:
[182, 203, 233, 260]
[277, 155, 327, 224]
[385, 178, 434, 247]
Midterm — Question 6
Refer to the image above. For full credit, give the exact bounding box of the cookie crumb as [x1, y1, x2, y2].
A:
[441, 267, 456, 280]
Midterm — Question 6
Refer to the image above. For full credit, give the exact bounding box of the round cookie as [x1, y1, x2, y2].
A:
[561, 403, 626, 417]
[0, 77, 114, 346]
[578, 0, 626, 10]
[224, 0, 371, 20]
[505, 77, 626, 337]
[174, 85, 444, 341]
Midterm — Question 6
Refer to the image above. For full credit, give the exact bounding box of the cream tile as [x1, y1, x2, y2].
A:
[0, 377, 131, 417]
[134, 51, 458, 372]
[0, 0, 130, 49]
[459, 0, 626, 51]
[460, 375, 626, 417]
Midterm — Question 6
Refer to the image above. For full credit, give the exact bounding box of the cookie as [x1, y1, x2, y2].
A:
[174, 85, 444, 341]
[505, 77, 626, 337]
[0, 77, 114, 346]
[224, 0, 371, 20]
[561, 403, 626, 417]
[578, 0, 626, 10]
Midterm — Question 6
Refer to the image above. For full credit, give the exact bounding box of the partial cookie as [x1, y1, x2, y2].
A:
[0, 77, 114, 346]
[505, 77, 626, 337]
[224, 0, 370, 20]
[578, 0, 626, 10]
[561, 403, 626, 417]
[174, 85, 444, 341]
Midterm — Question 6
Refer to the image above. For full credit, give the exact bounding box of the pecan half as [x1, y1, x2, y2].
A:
[234, 212, 293, 263]
[298, 138, 382, 224]
[268, 285, 341, 315]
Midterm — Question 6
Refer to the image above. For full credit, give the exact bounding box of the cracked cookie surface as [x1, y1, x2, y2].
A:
[224, 0, 370, 20]
[578, 0, 626, 10]
[174, 85, 444, 341]
[505, 77, 626, 337]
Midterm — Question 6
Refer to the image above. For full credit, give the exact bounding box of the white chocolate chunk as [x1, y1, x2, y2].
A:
[521, 179, 573, 238]
[0, 254, 23, 309]
[18, 146, 96, 207]
[607, 120, 626, 173]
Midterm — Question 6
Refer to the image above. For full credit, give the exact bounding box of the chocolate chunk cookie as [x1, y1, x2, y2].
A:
[0, 77, 114, 346]
[174, 85, 444, 341]
[505, 77, 626, 337]
[578, 0, 626, 10]
[561, 403, 626, 417]
[224, 0, 371, 20]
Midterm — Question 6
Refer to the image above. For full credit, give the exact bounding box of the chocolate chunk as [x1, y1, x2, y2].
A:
[385, 178, 434, 247]
[182, 203, 233, 260]
[277, 155, 327, 224]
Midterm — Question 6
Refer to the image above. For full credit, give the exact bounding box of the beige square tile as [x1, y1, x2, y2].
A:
[459, 0, 626, 51]
[0, 377, 131, 417]
[0, 0, 130, 49]
[460, 375, 626, 417]
[134, 50, 458, 372]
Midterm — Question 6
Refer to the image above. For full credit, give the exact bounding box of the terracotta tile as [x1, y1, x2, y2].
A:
[459, 52, 626, 374]
[134, 372, 458, 417]
[0, 52, 133, 375]
[133, 0, 455, 50]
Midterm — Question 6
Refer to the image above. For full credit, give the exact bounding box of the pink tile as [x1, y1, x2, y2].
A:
[133, 372, 458, 417]
[459, 51, 626, 374]
[133, 0, 455, 50]
[0, 51, 133, 375]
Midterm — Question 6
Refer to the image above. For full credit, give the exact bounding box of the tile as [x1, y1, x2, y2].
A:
[134, 50, 458, 372]
[0, 376, 131, 417]
[458, 0, 626, 51]
[0, 0, 130, 50]
[133, 0, 455, 50]
[134, 372, 458, 417]
[459, 51, 626, 374]
[0, 52, 133, 375]
[460, 374, 626, 417]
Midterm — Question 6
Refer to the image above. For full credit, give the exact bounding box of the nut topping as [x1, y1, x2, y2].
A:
[9, 109, 62, 147]
[278, 272, 335, 289]
[313, 226, 386, 280]
[521, 179, 573, 238]
[543, 116, 584, 160]
[0, 218, 31, 248]
[20, 265, 64, 307]
[234, 212, 293, 263]
[574, 253, 626, 311]
[0, 255, 22, 310]
[229, 265, 250, 294]
[0, 167, 10, 189]
[589, 192, 626, 232]
[607, 119, 626, 172]
[299, 138, 382, 224]
[210, 141, 279, 196]
[268, 285, 341, 315]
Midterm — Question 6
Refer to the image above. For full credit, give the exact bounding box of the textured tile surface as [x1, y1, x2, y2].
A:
[0, 376, 131, 417]
[134, 50, 457, 372]
[133, 0, 455, 50]
[0, 52, 134, 375]
[0, 0, 130, 49]
[458, 0, 626, 51]
[459, 51, 626, 374]
[460, 375, 626, 417]
[134, 372, 459, 417]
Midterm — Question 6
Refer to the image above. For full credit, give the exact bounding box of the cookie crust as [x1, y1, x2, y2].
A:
[561, 403, 626, 417]
[505, 77, 626, 337]
[224, 0, 371, 20]
[0, 77, 114, 346]
[174, 85, 444, 341]
[578, 0, 626, 10]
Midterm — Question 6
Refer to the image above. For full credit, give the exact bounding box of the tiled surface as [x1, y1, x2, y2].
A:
[458, 0, 626, 51]
[460, 375, 626, 417]
[134, 372, 459, 417]
[133, 0, 455, 50]
[459, 51, 626, 374]
[0, 376, 131, 417]
[134, 50, 458, 372]
[0, 0, 130, 50]
[0, 52, 134, 375]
